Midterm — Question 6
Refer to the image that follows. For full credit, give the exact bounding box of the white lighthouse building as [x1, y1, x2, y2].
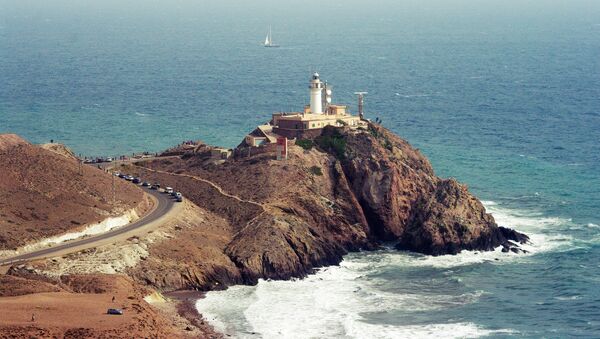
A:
[243, 72, 366, 145]
[309, 73, 324, 114]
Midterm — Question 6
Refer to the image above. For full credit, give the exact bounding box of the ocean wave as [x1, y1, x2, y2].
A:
[394, 93, 430, 98]
[344, 322, 516, 339]
[385, 201, 574, 269]
[554, 295, 582, 301]
[197, 263, 504, 338]
[197, 201, 573, 337]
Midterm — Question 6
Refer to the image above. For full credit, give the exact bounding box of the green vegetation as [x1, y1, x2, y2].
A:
[316, 130, 347, 160]
[295, 139, 314, 150]
[309, 165, 323, 176]
[368, 124, 381, 138]
[382, 138, 393, 151]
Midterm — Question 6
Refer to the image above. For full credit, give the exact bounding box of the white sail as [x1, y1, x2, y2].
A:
[264, 26, 278, 47]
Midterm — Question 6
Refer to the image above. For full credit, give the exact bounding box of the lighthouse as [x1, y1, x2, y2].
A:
[309, 73, 324, 114]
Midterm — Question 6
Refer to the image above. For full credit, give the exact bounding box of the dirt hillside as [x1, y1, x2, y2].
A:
[0, 134, 28, 151]
[39, 142, 77, 160]
[0, 134, 145, 250]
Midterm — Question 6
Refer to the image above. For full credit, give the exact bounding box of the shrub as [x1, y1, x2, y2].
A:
[368, 124, 380, 138]
[295, 139, 314, 150]
[316, 132, 347, 160]
[309, 165, 323, 176]
[383, 138, 393, 151]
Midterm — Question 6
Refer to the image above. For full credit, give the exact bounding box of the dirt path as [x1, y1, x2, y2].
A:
[133, 164, 265, 210]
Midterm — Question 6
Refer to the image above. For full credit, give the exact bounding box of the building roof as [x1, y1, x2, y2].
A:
[274, 112, 356, 122]
[247, 124, 278, 143]
[257, 124, 278, 143]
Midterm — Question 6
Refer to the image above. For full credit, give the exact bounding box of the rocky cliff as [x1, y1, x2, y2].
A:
[338, 124, 528, 255]
[121, 122, 527, 290]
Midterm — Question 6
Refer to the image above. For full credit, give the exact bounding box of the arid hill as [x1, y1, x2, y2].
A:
[0, 134, 147, 250]
[0, 272, 196, 338]
[116, 123, 527, 291]
[0, 134, 28, 151]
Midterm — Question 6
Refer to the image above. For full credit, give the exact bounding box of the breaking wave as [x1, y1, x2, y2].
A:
[197, 262, 513, 339]
[196, 200, 576, 338]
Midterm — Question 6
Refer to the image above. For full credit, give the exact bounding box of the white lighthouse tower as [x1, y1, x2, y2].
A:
[309, 73, 324, 114]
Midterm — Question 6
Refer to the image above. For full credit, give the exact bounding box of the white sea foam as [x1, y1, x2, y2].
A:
[344, 322, 516, 339]
[197, 262, 508, 339]
[197, 201, 570, 337]
[389, 201, 574, 269]
[395, 93, 430, 98]
[554, 295, 581, 301]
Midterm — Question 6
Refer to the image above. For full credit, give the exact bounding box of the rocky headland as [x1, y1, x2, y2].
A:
[0, 124, 529, 337]
[118, 122, 529, 290]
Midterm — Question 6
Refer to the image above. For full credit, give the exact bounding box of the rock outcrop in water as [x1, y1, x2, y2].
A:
[121, 122, 528, 289]
[339, 124, 529, 255]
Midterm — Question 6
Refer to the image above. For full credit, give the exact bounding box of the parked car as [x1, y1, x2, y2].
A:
[176, 196, 183, 202]
[118, 173, 127, 179]
[150, 183, 160, 190]
[165, 187, 174, 194]
[113, 172, 121, 177]
[106, 157, 113, 162]
[132, 177, 141, 184]
[125, 175, 134, 181]
[107, 308, 123, 315]
[170, 190, 178, 197]
[142, 182, 150, 187]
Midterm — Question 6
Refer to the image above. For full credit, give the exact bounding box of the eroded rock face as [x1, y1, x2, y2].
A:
[125, 147, 372, 287]
[124, 123, 528, 291]
[339, 124, 528, 255]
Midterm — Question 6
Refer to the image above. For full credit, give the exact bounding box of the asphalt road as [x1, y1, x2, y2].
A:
[0, 186, 175, 266]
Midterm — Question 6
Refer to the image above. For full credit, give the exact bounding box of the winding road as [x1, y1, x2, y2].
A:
[0, 187, 176, 267]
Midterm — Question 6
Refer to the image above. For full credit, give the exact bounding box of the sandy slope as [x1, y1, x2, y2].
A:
[0, 134, 147, 250]
[0, 274, 183, 338]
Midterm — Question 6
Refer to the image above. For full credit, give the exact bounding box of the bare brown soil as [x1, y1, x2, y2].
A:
[0, 134, 146, 250]
[0, 274, 183, 338]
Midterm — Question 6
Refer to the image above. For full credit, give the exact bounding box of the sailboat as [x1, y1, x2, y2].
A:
[264, 26, 279, 48]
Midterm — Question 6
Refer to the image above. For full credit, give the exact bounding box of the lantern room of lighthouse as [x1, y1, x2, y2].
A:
[309, 73, 324, 114]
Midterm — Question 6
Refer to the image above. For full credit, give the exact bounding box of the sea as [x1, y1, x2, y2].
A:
[1, 0, 599, 337]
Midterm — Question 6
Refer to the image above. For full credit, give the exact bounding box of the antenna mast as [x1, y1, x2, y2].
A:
[354, 92, 368, 119]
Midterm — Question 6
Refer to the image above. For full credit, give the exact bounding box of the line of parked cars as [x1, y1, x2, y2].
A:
[114, 172, 183, 202]
[83, 157, 113, 164]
